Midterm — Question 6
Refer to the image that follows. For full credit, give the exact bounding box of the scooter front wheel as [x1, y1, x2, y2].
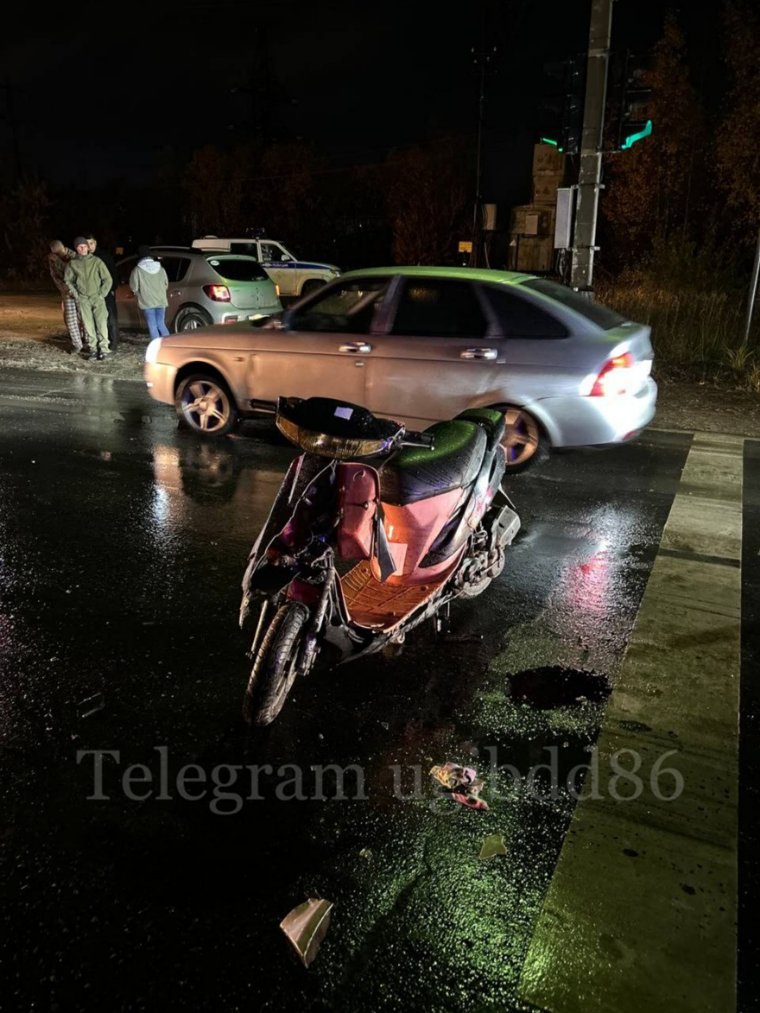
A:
[242, 603, 310, 727]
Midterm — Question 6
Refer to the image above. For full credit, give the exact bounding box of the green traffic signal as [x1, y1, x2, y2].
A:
[540, 137, 565, 152]
[620, 118, 653, 150]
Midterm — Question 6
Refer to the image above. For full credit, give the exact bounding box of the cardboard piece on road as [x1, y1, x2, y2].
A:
[279, 898, 333, 968]
[479, 833, 508, 860]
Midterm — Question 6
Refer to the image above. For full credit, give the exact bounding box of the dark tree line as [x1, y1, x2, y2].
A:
[1, 2, 757, 287]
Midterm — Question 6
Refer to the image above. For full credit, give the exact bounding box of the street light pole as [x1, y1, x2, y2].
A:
[2, 76, 22, 182]
[470, 5, 496, 269]
[570, 0, 614, 293]
[471, 45, 486, 268]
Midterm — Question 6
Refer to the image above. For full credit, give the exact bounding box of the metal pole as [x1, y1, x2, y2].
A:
[570, 0, 613, 293]
[4, 76, 22, 182]
[471, 18, 487, 268]
[742, 223, 760, 346]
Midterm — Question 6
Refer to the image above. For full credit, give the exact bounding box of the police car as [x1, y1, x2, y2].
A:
[190, 237, 340, 299]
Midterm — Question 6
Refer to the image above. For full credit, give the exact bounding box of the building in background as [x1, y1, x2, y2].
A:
[507, 143, 568, 273]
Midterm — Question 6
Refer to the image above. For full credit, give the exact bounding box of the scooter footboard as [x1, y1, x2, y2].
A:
[341, 559, 455, 632]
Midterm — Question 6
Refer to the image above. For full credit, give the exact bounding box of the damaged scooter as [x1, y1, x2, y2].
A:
[239, 396, 520, 726]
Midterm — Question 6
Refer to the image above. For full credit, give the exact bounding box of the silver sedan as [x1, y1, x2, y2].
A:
[143, 265, 657, 471]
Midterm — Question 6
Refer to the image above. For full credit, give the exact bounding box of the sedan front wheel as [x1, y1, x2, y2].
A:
[175, 373, 238, 437]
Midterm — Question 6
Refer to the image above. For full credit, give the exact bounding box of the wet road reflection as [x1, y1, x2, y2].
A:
[0, 370, 699, 1012]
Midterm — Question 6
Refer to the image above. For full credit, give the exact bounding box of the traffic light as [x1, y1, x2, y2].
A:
[561, 56, 585, 156]
[617, 51, 653, 150]
[540, 55, 586, 155]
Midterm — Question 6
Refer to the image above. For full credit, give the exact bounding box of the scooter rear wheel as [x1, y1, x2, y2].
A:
[242, 603, 310, 726]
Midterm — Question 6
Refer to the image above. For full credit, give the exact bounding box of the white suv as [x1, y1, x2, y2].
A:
[191, 237, 340, 299]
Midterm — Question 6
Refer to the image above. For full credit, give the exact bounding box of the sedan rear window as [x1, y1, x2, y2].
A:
[208, 258, 269, 282]
[391, 279, 488, 338]
[521, 278, 626, 329]
[481, 285, 568, 338]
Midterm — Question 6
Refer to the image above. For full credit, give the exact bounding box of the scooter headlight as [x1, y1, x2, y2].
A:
[276, 395, 402, 459]
[277, 416, 391, 459]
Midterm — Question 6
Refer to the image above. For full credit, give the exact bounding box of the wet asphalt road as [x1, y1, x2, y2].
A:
[0, 367, 756, 1013]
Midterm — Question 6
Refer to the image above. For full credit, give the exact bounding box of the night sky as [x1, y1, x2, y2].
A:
[2, 0, 715, 206]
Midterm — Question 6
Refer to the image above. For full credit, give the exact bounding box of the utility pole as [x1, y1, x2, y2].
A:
[2, 76, 22, 182]
[470, 6, 496, 269]
[570, 0, 613, 292]
[471, 38, 486, 267]
[230, 25, 283, 145]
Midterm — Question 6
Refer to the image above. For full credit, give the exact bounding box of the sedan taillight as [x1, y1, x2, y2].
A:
[590, 353, 636, 397]
[203, 284, 231, 302]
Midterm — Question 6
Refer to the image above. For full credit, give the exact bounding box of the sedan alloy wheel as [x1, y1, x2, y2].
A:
[499, 406, 542, 470]
[176, 374, 237, 436]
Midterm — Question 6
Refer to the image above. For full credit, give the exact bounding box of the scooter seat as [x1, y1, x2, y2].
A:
[379, 420, 487, 505]
[455, 407, 506, 450]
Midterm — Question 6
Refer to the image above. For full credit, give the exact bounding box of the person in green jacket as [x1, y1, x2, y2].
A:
[129, 246, 170, 339]
[63, 237, 112, 360]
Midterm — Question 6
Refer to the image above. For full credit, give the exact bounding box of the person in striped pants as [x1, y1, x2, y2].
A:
[48, 240, 85, 355]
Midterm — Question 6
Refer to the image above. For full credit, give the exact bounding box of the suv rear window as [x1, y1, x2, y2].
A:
[521, 278, 626, 330]
[208, 258, 269, 282]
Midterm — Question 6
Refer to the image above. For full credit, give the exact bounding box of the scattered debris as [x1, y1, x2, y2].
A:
[279, 898, 333, 968]
[76, 693, 105, 719]
[430, 762, 489, 811]
[451, 792, 489, 811]
[479, 833, 508, 860]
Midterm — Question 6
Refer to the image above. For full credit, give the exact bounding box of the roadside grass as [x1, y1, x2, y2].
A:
[596, 281, 760, 392]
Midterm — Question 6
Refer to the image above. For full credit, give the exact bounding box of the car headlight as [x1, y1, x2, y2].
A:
[145, 338, 163, 363]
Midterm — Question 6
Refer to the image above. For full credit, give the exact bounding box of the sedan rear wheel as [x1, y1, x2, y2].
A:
[498, 406, 544, 471]
[175, 373, 238, 437]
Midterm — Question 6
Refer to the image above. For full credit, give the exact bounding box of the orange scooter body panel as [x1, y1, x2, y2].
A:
[373, 488, 466, 585]
[335, 467, 469, 632]
[336, 463, 379, 560]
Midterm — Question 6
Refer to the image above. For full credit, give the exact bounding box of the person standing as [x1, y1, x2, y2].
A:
[64, 237, 112, 360]
[47, 240, 84, 354]
[129, 246, 170, 339]
[84, 233, 120, 351]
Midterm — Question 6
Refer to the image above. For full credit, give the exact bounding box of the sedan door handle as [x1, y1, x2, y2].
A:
[460, 347, 498, 360]
[339, 342, 372, 353]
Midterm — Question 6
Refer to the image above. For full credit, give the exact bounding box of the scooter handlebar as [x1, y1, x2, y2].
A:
[400, 430, 435, 450]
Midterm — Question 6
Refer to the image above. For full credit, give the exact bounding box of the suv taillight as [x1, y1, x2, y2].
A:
[590, 353, 636, 396]
[203, 284, 231, 302]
